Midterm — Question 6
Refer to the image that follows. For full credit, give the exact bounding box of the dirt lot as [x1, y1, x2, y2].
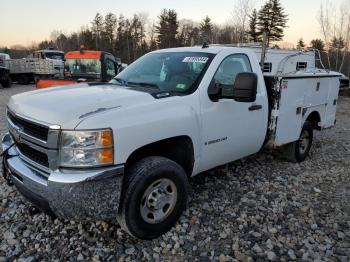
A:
[0, 84, 349, 262]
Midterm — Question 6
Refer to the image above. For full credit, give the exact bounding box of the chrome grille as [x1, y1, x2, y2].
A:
[17, 143, 49, 168]
[7, 109, 61, 174]
[7, 111, 49, 141]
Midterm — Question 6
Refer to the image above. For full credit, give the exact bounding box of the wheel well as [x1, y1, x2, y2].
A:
[306, 111, 321, 130]
[125, 136, 195, 177]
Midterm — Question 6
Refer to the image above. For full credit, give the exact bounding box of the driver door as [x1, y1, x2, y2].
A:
[199, 54, 267, 172]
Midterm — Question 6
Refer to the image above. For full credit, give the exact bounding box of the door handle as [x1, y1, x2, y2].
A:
[249, 105, 263, 111]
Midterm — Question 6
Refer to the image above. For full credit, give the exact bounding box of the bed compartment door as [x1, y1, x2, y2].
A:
[274, 79, 304, 145]
[324, 77, 340, 128]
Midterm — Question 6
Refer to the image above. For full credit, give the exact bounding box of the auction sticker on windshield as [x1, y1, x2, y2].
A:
[182, 57, 209, 63]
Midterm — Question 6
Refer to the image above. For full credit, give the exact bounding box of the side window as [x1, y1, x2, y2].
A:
[260, 62, 272, 73]
[296, 62, 307, 71]
[213, 54, 252, 97]
[106, 59, 116, 76]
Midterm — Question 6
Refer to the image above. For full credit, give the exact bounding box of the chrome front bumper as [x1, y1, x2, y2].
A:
[2, 133, 124, 221]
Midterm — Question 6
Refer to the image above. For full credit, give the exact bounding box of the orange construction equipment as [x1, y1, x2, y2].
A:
[36, 50, 120, 89]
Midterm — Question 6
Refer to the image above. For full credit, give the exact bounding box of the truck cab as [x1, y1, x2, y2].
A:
[64, 50, 118, 82]
[2, 46, 341, 239]
[31, 50, 65, 76]
[36, 50, 119, 88]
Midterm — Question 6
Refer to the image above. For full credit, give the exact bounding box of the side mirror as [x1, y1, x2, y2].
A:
[208, 79, 222, 102]
[232, 72, 258, 102]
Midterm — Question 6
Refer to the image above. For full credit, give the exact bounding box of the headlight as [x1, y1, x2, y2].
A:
[59, 129, 114, 168]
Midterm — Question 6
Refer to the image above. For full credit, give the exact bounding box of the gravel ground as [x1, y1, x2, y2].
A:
[0, 84, 349, 262]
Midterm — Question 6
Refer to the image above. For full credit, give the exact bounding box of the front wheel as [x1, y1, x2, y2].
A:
[284, 121, 313, 163]
[1, 74, 12, 88]
[118, 156, 189, 239]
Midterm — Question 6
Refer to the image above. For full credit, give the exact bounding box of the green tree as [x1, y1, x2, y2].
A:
[248, 9, 259, 42]
[38, 40, 55, 50]
[257, 0, 288, 46]
[296, 38, 305, 49]
[310, 39, 325, 52]
[91, 13, 104, 49]
[81, 27, 95, 50]
[103, 12, 117, 53]
[156, 9, 179, 49]
[200, 16, 213, 43]
[330, 36, 345, 50]
[114, 14, 149, 63]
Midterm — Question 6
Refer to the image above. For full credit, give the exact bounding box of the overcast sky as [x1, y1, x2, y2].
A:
[0, 0, 345, 47]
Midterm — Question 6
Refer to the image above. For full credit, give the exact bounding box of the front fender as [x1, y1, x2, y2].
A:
[76, 95, 202, 167]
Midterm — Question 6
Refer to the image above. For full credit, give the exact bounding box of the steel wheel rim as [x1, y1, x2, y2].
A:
[140, 178, 178, 224]
[299, 130, 310, 155]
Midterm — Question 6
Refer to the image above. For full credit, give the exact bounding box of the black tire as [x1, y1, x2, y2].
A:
[118, 156, 189, 239]
[1, 76, 12, 88]
[18, 74, 32, 85]
[284, 121, 313, 163]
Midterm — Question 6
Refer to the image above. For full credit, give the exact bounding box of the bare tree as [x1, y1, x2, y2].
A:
[318, 0, 350, 74]
[318, 0, 335, 69]
[232, 0, 255, 43]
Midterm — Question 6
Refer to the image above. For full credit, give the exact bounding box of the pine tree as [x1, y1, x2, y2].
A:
[103, 13, 117, 53]
[200, 16, 213, 44]
[248, 9, 259, 42]
[257, 0, 288, 46]
[296, 38, 305, 49]
[156, 9, 179, 49]
[80, 27, 95, 50]
[330, 37, 345, 50]
[310, 39, 325, 52]
[91, 13, 104, 49]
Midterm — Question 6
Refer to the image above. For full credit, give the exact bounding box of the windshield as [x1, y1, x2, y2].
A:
[111, 52, 214, 94]
[65, 58, 101, 78]
[45, 52, 64, 60]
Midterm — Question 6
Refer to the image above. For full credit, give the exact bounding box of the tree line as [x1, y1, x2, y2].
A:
[1, 0, 290, 64]
[2, 0, 350, 77]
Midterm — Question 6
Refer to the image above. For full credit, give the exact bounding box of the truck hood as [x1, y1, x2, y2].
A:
[8, 83, 155, 129]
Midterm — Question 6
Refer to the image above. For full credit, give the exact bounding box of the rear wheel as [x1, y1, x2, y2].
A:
[18, 74, 32, 85]
[118, 156, 189, 239]
[284, 121, 313, 163]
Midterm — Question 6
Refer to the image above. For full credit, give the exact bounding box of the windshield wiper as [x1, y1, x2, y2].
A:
[113, 78, 129, 86]
[112, 78, 159, 89]
[127, 82, 159, 89]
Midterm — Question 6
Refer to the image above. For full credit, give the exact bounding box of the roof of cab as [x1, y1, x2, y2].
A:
[151, 46, 254, 55]
[65, 50, 103, 59]
[35, 50, 64, 53]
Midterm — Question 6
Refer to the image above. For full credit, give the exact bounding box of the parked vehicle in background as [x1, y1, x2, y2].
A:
[36, 50, 120, 89]
[4, 58, 58, 85]
[2, 46, 341, 239]
[28, 50, 65, 76]
[0, 53, 11, 65]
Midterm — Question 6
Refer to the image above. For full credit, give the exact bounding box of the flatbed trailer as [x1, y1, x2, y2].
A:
[4, 58, 57, 85]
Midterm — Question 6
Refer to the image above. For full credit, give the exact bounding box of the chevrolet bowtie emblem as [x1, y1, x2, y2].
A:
[13, 127, 22, 142]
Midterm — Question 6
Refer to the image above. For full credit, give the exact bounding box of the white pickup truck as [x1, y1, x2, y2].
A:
[1, 46, 341, 239]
